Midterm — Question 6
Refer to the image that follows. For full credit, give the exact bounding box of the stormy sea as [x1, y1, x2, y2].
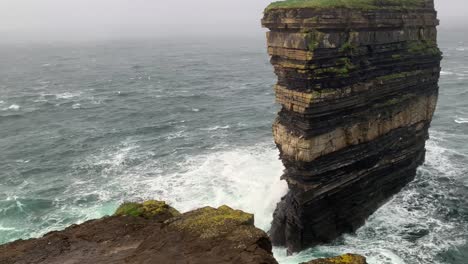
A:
[0, 31, 467, 264]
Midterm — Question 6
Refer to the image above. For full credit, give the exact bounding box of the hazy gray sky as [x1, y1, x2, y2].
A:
[0, 0, 466, 42]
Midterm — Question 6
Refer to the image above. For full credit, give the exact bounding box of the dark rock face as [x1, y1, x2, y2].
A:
[0, 203, 278, 264]
[262, 0, 442, 253]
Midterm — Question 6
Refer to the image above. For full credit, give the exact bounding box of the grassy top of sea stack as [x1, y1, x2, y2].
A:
[266, 0, 425, 11]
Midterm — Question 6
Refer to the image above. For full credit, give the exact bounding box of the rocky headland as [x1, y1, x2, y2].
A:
[0, 201, 278, 264]
[0, 200, 366, 264]
[262, 0, 441, 253]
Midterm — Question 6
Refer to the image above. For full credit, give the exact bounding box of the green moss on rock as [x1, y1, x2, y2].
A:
[170, 205, 254, 239]
[314, 58, 355, 77]
[301, 253, 367, 264]
[339, 41, 358, 54]
[305, 30, 324, 51]
[114, 200, 180, 219]
[376, 70, 423, 82]
[407, 40, 441, 56]
[266, 0, 425, 11]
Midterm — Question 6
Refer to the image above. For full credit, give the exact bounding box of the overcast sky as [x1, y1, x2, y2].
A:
[0, 0, 466, 42]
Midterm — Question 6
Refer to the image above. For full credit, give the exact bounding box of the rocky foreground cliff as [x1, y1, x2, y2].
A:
[0, 201, 277, 264]
[0, 201, 366, 264]
[262, 0, 441, 253]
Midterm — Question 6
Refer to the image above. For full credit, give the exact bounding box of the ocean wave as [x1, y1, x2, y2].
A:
[144, 144, 287, 230]
[200, 125, 230, 131]
[166, 130, 186, 140]
[33, 97, 48, 103]
[56, 92, 81, 99]
[74, 142, 286, 231]
[440, 71, 454, 76]
[0, 225, 16, 231]
[455, 117, 468, 124]
[2, 104, 20, 111]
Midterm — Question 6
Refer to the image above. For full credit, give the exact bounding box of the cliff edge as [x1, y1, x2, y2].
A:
[0, 201, 278, 264]
[262, 0, 441, 253]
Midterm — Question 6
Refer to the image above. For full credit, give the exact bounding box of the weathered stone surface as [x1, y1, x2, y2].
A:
[301, 254, 367, 264]
[0, 202, 277, 264]
[262, 0, 441, 253]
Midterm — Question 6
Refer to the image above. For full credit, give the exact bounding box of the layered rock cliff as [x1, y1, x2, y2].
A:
[0, 201, 278, 264]
[262, 0, 442, 253]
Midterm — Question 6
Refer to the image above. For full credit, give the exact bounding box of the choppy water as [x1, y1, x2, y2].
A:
[1, 32, 467, 264]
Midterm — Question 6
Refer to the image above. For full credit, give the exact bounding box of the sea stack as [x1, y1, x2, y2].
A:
[262, 0, 442, 253]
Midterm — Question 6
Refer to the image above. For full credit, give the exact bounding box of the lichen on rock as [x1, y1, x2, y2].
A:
[114, 200, 180, 220]
[169, 205, 254, 239]
[301, 254, 367, 264]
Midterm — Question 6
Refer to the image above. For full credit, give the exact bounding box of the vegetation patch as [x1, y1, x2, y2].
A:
[340, 41, 359, 55]
[114, 200, 180, 219]
[315, 66, 350, 77]
[266, 0, 425, 11]
[301, 253, 367, 264]
[171, 205, 254, 238]
[305, 30, 324, 51]
[314, 58, 356, 77]
[407, 40, 442, 56]
[376, 70, 423, 81]
[373, 93, 414, 108]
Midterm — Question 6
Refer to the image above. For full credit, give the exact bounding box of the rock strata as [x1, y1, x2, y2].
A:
[0, 201, 278, 264]
[262, 0, 441, 253]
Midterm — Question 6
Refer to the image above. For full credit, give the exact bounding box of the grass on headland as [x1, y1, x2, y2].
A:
[266, 0, 425, 11]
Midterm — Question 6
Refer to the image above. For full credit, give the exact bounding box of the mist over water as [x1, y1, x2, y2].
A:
[0, 31, 467, 264]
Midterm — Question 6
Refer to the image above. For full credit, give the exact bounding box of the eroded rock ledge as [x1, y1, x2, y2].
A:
[262, 0, 441, 253]
[0, 201, 277, 264]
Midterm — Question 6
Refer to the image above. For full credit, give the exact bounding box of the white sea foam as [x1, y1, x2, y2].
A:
[200, 125, 230, 131]
[56, 92, 81, 99]
[131, 144, 286, 230]
[78, 142, 286, 231]
[455, 117, 468, 124]
[166, 130, 186, 140]
[0, 225, 16, 231]
[440, 71, 454, 76]
[2, 104, 20, 111]
[72, 103, 81, 109]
